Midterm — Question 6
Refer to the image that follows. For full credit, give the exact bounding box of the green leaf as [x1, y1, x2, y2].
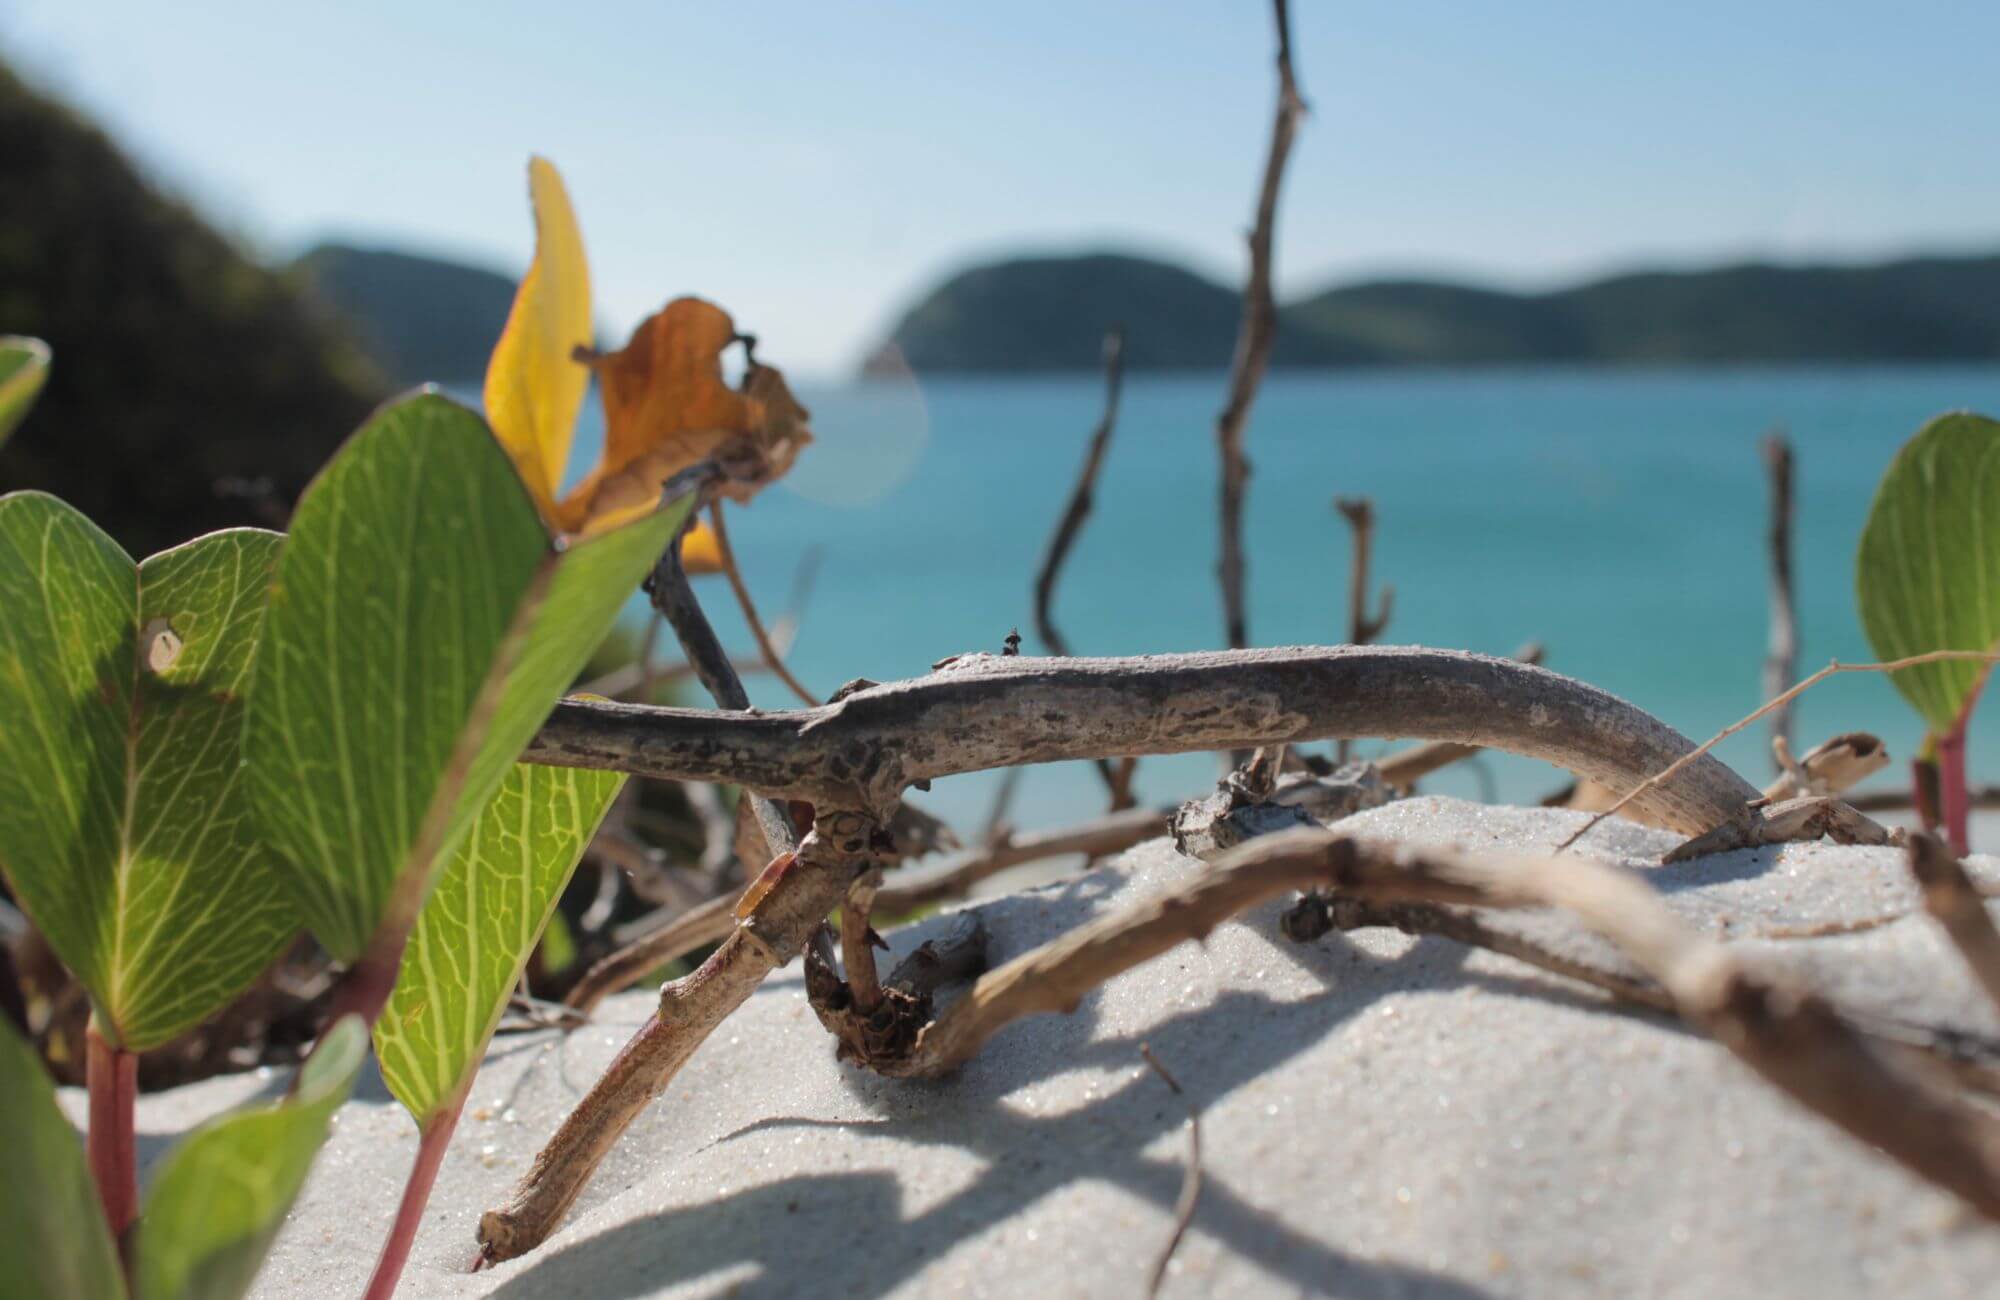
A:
[0, 495, 295, 1050]
[135, 1016, 366, 1300]
[0, 335, 51, 447]
[0, 1015, 124, 1300]
[245, 392, 684, 961]
[375, 763, 622, 1121]
[1856, 412, 2000, 731]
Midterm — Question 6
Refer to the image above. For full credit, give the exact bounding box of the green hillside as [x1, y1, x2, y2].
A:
[293, 243, 516, 383]
[871, 251, 2000, 373]
[0, 61, 388, 557]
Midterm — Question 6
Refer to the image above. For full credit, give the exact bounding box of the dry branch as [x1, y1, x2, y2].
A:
[480, 812, 882, 1263]
[1908, 833, 2000, 1014]
[871, 829, 2000, 1223]
[1760, 732, 1888, 801]
[1334, 496, 1392, 647]
[1034, 328, 1136, 808]
[1761, 433, 1797, 764]
[1214, 0, 1306, 650]
[528, 646, 1758, 834]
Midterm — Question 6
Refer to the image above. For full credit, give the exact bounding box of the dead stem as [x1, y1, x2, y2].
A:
[707, 499, 819, 707]
[1033, 327, 1136, 809]
[1139, 1043, 1202, 1299]
[1214, 0, 1305, 651]
[1761, 432, 1797, 765]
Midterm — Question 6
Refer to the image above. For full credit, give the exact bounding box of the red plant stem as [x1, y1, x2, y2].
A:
[1938, 673, 1991, 857]
[85, 1020, 138, 1245]
[363, 1095, 466, 1300]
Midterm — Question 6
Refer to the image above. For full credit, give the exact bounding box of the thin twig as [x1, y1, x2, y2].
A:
[1214, 0, 1306, 651]
[1034, 328, 1136, 808]
[647, 501, 797, 862]
[875, 805, 1168, 913]
[1762, 433, 1797, 767]
[559, 894, 736, 1018]
[1556, 650, 2000, 851]
[1908, 833, 2000, 1015]
[1139, 1043, 1202, 1299]
[707, 500, 820, 707]
[1330, 496, 1391, 764]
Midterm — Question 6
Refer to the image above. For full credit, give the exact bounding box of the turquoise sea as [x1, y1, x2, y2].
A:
[563, 366, 2000, 838]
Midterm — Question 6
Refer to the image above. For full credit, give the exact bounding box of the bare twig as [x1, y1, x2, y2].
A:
[1215, 0, 1306, 651]
[1761, 433, 1797, 766]
[842, 870, 885, 1014]
[1334, 497, 1392, 646]
[1908, 833, 2000, 1014]
[1034, 328, 1136, 808]
[879, 828, 2000, 1223]
[559, 894, 736, 1018]
[1556, 650, 2000, 851]
[707, 500, 820, 707]
[529, 646, 1759, 834]
[1850, 783, 2000, 814]
[1139, 1044, 1202, 1299]
[875, 805, 1168, 914]
[481, 813, 882, 1263]
[1661, 795, 1896, 864]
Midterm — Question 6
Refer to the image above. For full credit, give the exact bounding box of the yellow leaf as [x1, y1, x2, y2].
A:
[485, 156, 592, 522]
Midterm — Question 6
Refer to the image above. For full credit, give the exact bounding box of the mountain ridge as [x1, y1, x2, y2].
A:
[864, 249, 2000, 374]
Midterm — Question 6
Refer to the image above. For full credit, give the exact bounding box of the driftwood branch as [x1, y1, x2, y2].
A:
[528, 646, 1758, 834]
[1033, 328, 1136, 808]
[1374, 642, 1544, 788]
[866, 828, 2000, 1223]
[1908, 833, 2000, 1015]
[1214, 0, 1305, 650]
[1761, 433, 1798, 765]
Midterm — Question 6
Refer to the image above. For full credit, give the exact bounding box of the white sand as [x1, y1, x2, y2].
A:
[89, 797, 2000, 1298]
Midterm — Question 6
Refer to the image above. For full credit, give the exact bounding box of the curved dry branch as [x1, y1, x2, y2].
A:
[527, 646, 1758, 833]
[879, 829, 2000, 1224]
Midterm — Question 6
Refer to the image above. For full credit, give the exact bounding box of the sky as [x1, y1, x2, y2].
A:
[5, 0, 1998, 376]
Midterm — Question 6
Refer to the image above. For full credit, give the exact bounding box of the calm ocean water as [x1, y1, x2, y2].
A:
[556, 366, 2000, 837]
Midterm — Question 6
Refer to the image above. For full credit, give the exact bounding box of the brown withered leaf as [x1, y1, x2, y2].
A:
[561, 297, 814, 533]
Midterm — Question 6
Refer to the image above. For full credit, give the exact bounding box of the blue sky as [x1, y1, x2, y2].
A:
[5, 1, 1997, 374]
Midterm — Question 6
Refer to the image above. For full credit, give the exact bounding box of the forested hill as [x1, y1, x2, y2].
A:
[292, 243, 517, 384]
[864, 251, 2000, 374]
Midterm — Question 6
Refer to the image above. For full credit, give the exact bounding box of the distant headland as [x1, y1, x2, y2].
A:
[861, 250, 2000, 375]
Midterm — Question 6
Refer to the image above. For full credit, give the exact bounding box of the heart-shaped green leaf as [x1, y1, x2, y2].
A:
[0, 335, 51, 446]
[246, 391, 683, 962]
[134, 1015, 366, 1300]
[0, 495, 294, 1050]
[1856, 412, 2000, 731]
[0, 1015, 124, 1300]
[376, 762, 623, 1122]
